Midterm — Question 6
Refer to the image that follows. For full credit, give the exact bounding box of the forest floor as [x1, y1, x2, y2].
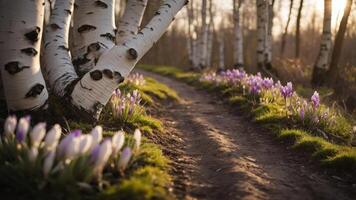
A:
[136, 69, 356, 200]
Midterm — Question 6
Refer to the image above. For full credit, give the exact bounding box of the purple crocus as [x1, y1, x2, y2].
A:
[280, 82, 293, 99]
[300, 107, 305, 121]
[311, 91, 320, 109]
[16, 116, 31, 143]
[262, 78, 274, 89]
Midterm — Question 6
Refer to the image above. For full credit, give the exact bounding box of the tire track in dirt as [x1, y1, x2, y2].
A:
[137, 69, 356, 200]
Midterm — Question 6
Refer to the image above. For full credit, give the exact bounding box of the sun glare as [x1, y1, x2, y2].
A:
[316, 0, 347, 23]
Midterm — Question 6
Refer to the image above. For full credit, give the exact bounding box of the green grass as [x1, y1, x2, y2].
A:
[140, 64, 356, 177]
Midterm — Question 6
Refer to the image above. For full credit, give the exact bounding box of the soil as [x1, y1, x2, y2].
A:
[136, 69, 356, 200]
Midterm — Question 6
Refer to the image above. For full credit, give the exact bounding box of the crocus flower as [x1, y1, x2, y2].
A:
[44, 124, 61, 152]
[16, 116, 30, 143]
[118, 147, 132, 171]
[280, 82, 293, 99]
[29, 123, 46, 148]
[92, 139, 112, 176]
[43, 150, 56, 176]
[90, 126, 103, 149]
[57, 130, 81, 157]
[262, 78, 274, 89]
[64, 136, 80, 161]
[133, 129, 141, 151]
[78, 135, 93, 155]
[3, 116, 17, 138]
[311, 91, 320, 109]
[112, 131, 125, 155]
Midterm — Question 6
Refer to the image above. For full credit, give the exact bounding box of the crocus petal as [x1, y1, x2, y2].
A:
[43, 150, 56, 176]
[64, 137, 80, 160]
[90, 126, 103, 146]
[118, 147, 132, 171]
[30, 123, 46, 148]
[28, 147, 39, 163]
[16, 117, 30, 143]
[112, 131, 125, 155]
[3, 116, 17, 138]
[134, 129, 141, 151]
[79, 135, 93, 155]
[44, 124, 61, 152]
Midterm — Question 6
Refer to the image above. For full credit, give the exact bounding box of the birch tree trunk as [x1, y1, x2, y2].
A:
[233, 0, 244, 68]
[280, 0, 294, 55]
[265, 0, 274, 70]
[198, 0, 208, 69]
[327, 0, 353, 86]
[116, 0, 148, 45]
[206, 0, 214, 68]
[295, 0, 304, 59]
[186, 3, 194, 65]
[256, 0, 267, 70]
[0, 0, 49, 112]
[311, 0, 332, 86]
[43, 0, 78, 97]
[70, 0, 187, 121]
[218, 32, 225, 71]
[72, 0, 116, 75]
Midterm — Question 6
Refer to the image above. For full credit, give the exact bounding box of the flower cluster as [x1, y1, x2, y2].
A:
[200, 69, 349, 141]
[110, 89, 144, 123]
[1, 116, 142, 180]
[126, 73, 146, 86]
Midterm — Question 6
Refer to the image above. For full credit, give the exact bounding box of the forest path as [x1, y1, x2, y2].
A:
[136, 69, 356, 200]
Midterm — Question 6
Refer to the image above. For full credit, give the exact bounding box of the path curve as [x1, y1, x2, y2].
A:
[137, 69, 356, 200]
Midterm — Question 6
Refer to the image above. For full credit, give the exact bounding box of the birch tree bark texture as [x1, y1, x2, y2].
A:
[311, 0, 332, 87]
[198, 0, 208, 69]
[0, 0, 49, 112]
[256, 0, 267, 70]
[70, 0, 187, 121]
[233, 0, 244, 68]
[72, 0, 117, 75]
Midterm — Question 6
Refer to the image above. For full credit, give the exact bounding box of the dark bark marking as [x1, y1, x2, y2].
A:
[88, 42, 101, 52]
[100, 33, 115, 42]
[50, 23, 62, 30]
[72, 56, 90, 68]
[24, 27, 41, 44]
[103, 69, 113, 79]
[58, 45, 69, 51]
[94, 1, 108, 8]
[21, 48, 38, 56]
[90, 70, 103, 81]
[127, 48, 138, 60]
[78, 25, 96, 33]
[5, 62, 30, 75]
[64, 9, 72, 15]
[114, 71, 125, 84]
[25, 83, 44, 98]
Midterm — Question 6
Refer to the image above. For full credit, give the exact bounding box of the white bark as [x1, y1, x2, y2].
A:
[116, 0, 148, 45]
[233, 0, 244, 68]
[219, 33, 225, 70]
[198, 0, 208, 69]
[266, 1, 273, 67]
[186, 4, 194, 64]
[315, 0, 332, 70]
[43, 0, 78, 97]
[256, 0, 267, 68]
[72, 0, 116, 74]
[70, 0, 186, 119]
[206, 0, 214, 68]
[0, 0, 49, 111]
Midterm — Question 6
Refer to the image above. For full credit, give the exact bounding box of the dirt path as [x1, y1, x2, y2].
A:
[136, 69, 356, 200]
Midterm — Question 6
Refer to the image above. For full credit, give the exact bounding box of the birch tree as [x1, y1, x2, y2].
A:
[218, 31, 225, 71]
[0, 0, 49, 112]
[0, 0, 186, 120]
[198, 0, 208, 69]
[311, 0, 332, 86]
[233, 0, 244, 68]
[206, 0, 215, 68]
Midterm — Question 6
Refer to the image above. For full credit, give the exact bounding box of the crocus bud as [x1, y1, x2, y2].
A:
[118, 147, 132, 171]
[89, 126, 103, 151]
[16, 116, 30, 143]
[3, 116, 17, 138]
[30, 123, 46, 148]
[92, 139, 112, 176]
[112, 131, 125, 155]
[43, 150, 56, 176]
[44, 124, 62, 152]
[57, 130, 81, 157]
[28, 147, 39, 163]
[133, 129, 141, 151]
[64, 136, 80, 161]
[78, 134, 93, 155]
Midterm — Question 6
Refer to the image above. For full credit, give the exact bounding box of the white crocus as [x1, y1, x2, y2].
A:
[93, 139, 112, 176]
[28, 147, 39, 163]
[89, 126, 103, 151]
[112, 131, 125, 156]
[43, 150, 56, 177]
[30, 123, 46, 148]
[118, 147, 132, 171]
[57, 130, 81, 158]
[78, 135, 93, 155]
[133, 129, 141, 151]
[64, 137, 80, 161]
[3, 116, 17, 138]
[44, 124, 61, 153]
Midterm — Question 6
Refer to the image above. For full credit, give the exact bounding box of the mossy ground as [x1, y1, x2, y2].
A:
[140, 64, 356, 177]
